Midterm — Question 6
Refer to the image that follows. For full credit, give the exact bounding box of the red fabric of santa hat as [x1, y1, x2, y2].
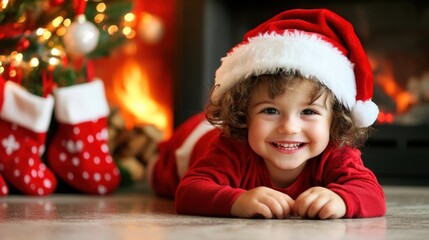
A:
[213, 8, 379, 128]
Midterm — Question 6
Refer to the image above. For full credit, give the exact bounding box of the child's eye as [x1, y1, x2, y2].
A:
[262, 107, 279, 115]
[302, 109, 317, 115]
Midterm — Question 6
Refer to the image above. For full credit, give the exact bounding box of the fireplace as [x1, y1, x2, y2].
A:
[90, 0, 176, 182]
[94, 0, 176, 140]
[175, 0, 429, 185]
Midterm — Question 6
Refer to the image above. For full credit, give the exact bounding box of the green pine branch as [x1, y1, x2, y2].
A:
[0, 0, 133, 96]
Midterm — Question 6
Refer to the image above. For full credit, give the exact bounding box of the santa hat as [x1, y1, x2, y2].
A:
[213, 8, 379, 127]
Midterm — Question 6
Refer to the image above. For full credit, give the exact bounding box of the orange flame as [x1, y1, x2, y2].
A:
[371, 55, 417, 113]
[111, 58, 171, 138]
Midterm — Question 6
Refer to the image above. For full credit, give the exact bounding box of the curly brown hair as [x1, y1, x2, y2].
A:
[205, 70, 371, 148]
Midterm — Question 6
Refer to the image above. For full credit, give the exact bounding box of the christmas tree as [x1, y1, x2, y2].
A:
[0, 0, 133, 96]
[0, 0, 135, 196]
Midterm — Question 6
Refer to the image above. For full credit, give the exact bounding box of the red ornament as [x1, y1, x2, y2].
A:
[0, 23, 25, 40]
[50, 0, 65, 7]
[4, 64, 23, 84]
[17, 38, 30, 51]
[73, 0, 87, 15]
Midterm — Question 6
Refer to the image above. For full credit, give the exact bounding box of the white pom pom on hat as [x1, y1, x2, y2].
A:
[212, 8, 379, 128]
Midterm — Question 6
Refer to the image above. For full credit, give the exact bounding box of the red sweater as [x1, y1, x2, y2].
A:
[151, 113, 386, 218]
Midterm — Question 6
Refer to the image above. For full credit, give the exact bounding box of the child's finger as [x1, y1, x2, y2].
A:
[279, 194, 295, 217]
[266, 191, 295, 218]
[306, 196, 329, 218]
[294, 191, 318, 217]
[259, 195, 285, 219]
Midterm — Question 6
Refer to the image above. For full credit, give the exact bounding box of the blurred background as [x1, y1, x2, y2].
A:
[1, 0, 428, 189]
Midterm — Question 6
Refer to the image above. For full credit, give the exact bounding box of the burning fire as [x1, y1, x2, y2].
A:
[110, 58, 171, 138]
[369, 54, 417, 124]
[374, 72, 416, 113]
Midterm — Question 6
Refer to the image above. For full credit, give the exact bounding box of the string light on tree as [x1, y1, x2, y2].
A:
[138, 12, 164, 44]
[0, 0, 133, 96]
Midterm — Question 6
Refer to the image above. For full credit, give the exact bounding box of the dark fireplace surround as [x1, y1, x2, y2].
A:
[174, 0, 429, 185]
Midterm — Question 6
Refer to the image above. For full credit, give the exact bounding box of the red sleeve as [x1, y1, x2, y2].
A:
[175, 135, 247, 217]
[319, 146, 386, 218]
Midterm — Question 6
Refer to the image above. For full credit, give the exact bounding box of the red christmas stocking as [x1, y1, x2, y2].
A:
[0, 81, 57, 196]
[0, 175, 8, 196]
[47, 79, 120, 195]
[0, 80, 7, 196]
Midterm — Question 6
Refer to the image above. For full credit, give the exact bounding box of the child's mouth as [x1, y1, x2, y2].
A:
[272, 142, 304, 151]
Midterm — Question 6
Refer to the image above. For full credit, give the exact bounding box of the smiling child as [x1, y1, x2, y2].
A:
[148, 8, 385, 219]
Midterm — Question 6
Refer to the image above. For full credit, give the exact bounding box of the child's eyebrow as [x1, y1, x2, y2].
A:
[249, 99, 273, 108]
[307, 101, 324, 108]
[308, 98, 329, 110]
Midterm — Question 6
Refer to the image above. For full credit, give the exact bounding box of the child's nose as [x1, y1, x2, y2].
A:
[277, 116, 301, 134]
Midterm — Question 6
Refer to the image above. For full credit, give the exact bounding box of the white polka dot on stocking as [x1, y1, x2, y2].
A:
[48, 118, 120, 195]
[0, 120, 57, 196]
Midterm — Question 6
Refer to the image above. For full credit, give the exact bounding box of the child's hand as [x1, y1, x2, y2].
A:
[230, 186, 294, 219]
[294, 186, 346, 219]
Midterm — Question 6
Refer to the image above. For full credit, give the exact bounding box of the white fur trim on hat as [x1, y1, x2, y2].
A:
[54, 78, 109, 124]
[0, 81, 54, 133]
[352, 100, 379, 128]
[214, 30, 357, 110]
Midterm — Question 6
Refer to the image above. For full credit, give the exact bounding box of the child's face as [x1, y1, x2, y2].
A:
[247, 80, 333, 186]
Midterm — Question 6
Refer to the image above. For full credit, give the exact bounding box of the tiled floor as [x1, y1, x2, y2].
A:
[0, 185, 428, 240]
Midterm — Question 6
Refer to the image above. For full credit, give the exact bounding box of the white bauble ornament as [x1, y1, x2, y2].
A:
[63, 15, 100, 56]
[138, 13, 164, 44]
